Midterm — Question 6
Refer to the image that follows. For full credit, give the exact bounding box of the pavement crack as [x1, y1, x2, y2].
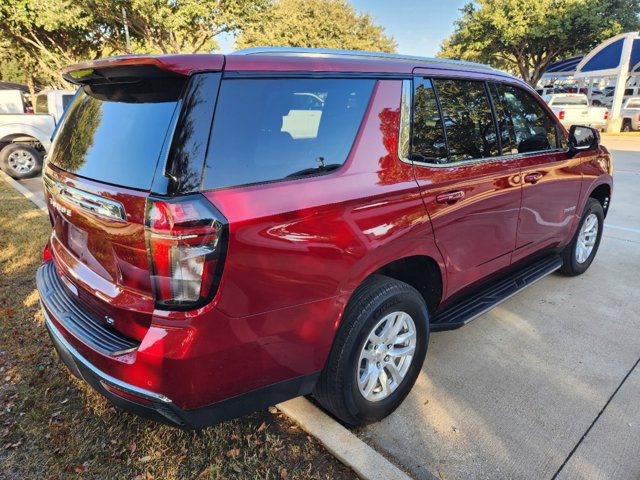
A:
[551, 354, 640, 479]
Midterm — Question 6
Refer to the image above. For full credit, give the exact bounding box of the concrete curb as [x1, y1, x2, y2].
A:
[276, 397, 412, 480]
[0, 170, 47, 213]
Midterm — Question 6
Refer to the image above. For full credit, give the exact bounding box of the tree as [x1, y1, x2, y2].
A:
[91, 0, 269, 55]
[0, 0, 269, 89]
[0, 0, 98, 89]
[235, 0, 397, 53]
[438, 0, 640, 86]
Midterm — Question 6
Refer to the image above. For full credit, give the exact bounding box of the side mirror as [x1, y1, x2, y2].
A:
[568, 125, 600, 156]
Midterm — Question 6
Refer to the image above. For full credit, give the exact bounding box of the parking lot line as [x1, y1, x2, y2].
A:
[605, 224, 640, 234]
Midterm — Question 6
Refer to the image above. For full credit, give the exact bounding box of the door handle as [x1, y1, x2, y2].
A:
[436, 190, 465, 204]
[524, 172, 543, 184]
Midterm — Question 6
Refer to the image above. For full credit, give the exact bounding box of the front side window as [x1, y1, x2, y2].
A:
[203, 78, 375, 189]
[411, 78, 447, 163]
[433, 79, 499, 162]
[492, 84, 558, 154]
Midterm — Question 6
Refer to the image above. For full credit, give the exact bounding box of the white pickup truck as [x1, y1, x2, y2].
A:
[621, 97, 640, 132]
[543, 93, 609, 131]
[0, 89, 75, 179]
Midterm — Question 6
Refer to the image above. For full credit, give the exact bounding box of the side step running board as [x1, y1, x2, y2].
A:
[430, 255, 563, 331]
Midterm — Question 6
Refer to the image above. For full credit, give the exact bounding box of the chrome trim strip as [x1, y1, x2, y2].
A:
[398, 77, 570, 169]
[43, 173, 127, 222]
[231, 47, 497, 72]
[398, 79, 412, 163]
[410, 148, 569, 169]
[43, 307, 173, 404]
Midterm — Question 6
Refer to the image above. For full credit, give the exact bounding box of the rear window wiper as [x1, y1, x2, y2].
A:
[285, 163, 342, 179]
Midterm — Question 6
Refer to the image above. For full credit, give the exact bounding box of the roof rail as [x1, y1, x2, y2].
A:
[231, 47, 496, 72]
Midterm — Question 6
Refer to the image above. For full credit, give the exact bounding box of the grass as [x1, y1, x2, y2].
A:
[0, 179, 354, 480]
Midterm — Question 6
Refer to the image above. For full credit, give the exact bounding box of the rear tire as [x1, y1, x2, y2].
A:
[0, 144, 43, 179]
[621, 119, 632, 132]
[560, 198, 604, 276]
[314, 275, 429, 425]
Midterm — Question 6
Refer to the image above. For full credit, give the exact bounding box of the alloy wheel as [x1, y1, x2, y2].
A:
[576, 213, 598, 264]
[7, 149, 35, 174]
[357, 311, 417, 402]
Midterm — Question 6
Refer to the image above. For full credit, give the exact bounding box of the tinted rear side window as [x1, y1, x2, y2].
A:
[61, 94, 74, 111]
[411, 78, 447, 163]
[434, 79, 499, 162]
[49, 78, 183, 191]
[203, 78, 375, 190]
[35, 95, 48, 114]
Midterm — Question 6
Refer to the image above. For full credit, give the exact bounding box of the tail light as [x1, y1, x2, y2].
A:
[145, 194, 228, 310]
[42, 242, 53, 263]
[558, 111, 565, 120]
[604, 110, 609, 120]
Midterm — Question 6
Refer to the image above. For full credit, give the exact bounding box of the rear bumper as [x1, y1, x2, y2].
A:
[38, 260, 322, 428]
[560, 119, 607, 130]
[44, 306, 319, 428]
[44, 311, 186, 426]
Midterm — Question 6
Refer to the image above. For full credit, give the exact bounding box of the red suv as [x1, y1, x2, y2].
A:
[37, 48, 612, 428]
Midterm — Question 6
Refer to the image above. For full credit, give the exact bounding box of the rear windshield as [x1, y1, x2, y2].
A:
[49, 79, 183, 191]
[552, 96, 588, 106]
[203, 78, 375, 190]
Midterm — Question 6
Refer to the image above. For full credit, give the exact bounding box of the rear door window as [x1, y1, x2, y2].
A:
[35, 94, 48, 114]
[411, 78, 447, 163]
[203, 78, 375, 190]
[491, 84, 558, 154]
[49, 78, 184, 191]
[61, 94, 74, 112]
[433, 79, 499, 162]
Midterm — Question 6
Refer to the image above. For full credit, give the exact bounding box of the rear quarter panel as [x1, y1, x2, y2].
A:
[203, 79, 444, 319]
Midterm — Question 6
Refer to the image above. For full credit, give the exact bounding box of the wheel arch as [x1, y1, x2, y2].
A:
[0, 125, 51, 152]
[588, 182, 611, 217]
[339, 249, 446, 321]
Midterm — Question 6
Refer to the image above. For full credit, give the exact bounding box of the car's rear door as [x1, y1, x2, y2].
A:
[409, 74, 522, 299]
[488, 82, 583, 263]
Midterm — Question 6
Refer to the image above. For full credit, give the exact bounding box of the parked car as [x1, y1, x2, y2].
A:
[0, 89, 75, 179]
[37, 49, 612, 429]
[620, 97, 640, 131]
[543, 93, 609, 130]
[594, 86, 640, 107]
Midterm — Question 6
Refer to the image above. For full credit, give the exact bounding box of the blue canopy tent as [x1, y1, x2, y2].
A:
[575, 32, 640, 130]
[542, 55, 584, 79]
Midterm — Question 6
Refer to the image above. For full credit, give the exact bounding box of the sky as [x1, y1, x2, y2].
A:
[217, 0, 469, 56]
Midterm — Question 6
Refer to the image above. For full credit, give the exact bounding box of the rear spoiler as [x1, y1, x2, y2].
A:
[61, 54, 225, 85]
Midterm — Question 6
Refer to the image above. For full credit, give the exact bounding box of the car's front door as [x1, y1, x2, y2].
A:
[489, 83, 583, 263]
[409, 76, 522, 299]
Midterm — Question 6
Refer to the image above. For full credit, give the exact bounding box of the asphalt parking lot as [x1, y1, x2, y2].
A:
[358, 136, 640, 479]
[13, 136, 640, 480]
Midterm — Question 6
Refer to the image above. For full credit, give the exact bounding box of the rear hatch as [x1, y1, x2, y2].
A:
[44, 56, 223, 340]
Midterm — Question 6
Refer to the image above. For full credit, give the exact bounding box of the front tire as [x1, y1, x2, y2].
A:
[0, 144, 43, 179]
[560, 198, 604, 276]
[314, 275, 429, 425]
